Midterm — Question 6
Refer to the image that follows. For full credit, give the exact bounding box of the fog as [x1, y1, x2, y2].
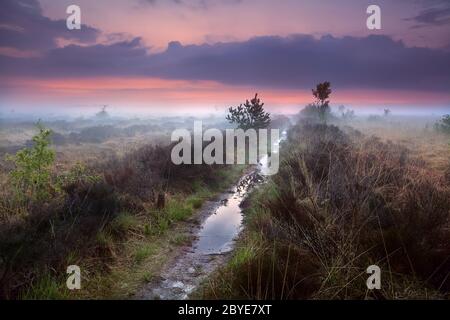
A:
[0, 103, 448, 123]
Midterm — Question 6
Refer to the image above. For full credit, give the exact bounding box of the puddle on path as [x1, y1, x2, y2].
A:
[139, 132, 286, 300]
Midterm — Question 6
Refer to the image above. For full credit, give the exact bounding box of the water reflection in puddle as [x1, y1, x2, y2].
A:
[195, 132, 286, 255]
[143, 133, 287, 299]
[195, 174, 259, 255]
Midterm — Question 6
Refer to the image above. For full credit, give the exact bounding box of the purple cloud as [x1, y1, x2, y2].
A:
[0, 0, 99, 51]
[147, 35, 450, 92]
[1, 0, 449, 95]
[405, 0, 450, 28]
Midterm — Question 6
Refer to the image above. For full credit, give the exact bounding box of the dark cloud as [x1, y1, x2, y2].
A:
[1, 34, 450, 92]
[405, 0, 450, 28]
[0, 37, 148, 77]
[44, 38, 148, 77]
[148, 35, 450, 92]
[0, 0, 99, 51]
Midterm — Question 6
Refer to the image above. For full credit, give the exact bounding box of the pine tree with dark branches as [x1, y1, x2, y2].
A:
[226, 93, 271, 130]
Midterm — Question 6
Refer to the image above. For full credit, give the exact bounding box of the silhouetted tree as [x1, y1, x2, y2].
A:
[226, 93, 270, 130]
[312, 82, 332, 123]
[383, 108, 391, 117]
[96, 105, 109, 119]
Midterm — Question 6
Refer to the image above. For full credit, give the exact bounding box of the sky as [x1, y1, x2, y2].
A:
[1, 0, 450, 116]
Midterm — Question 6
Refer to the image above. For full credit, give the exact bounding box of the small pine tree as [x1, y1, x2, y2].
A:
[6, 123, 55, 201]
[226, 93, 270, 130]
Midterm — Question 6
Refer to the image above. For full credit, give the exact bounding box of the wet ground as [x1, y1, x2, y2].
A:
[137, 171, 263, 300]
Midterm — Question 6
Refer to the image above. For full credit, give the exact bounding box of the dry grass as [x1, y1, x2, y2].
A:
[203, 122, 450, 300]
[350, 116, 449, 172]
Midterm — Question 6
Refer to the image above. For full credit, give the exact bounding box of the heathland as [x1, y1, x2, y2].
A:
[0, 105, 449, 299]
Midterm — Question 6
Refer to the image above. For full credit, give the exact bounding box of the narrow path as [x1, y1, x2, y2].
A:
[137, 171, 263, 300]
[138, 132, 286, 300]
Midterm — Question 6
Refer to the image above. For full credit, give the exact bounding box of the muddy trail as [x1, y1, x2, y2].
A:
[138, 135, 285, 300]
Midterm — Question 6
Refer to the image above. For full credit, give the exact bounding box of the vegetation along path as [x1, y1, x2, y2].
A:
[138, 135, 286, 300]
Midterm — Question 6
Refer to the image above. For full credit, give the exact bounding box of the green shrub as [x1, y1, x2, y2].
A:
[6, 123, 55, 201]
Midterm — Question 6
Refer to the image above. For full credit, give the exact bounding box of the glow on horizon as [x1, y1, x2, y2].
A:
[0, 77, 450, 108]
[1, 76, 449, 117]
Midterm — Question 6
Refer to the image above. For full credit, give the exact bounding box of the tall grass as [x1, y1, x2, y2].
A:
[204, 123, 450, 299]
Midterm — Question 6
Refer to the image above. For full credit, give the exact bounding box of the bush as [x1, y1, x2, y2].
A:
[57, 163, 100, 190]
[434, 114, 450, 134]
[6, 123, 55, 201]
[63, 179, 119, 218]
